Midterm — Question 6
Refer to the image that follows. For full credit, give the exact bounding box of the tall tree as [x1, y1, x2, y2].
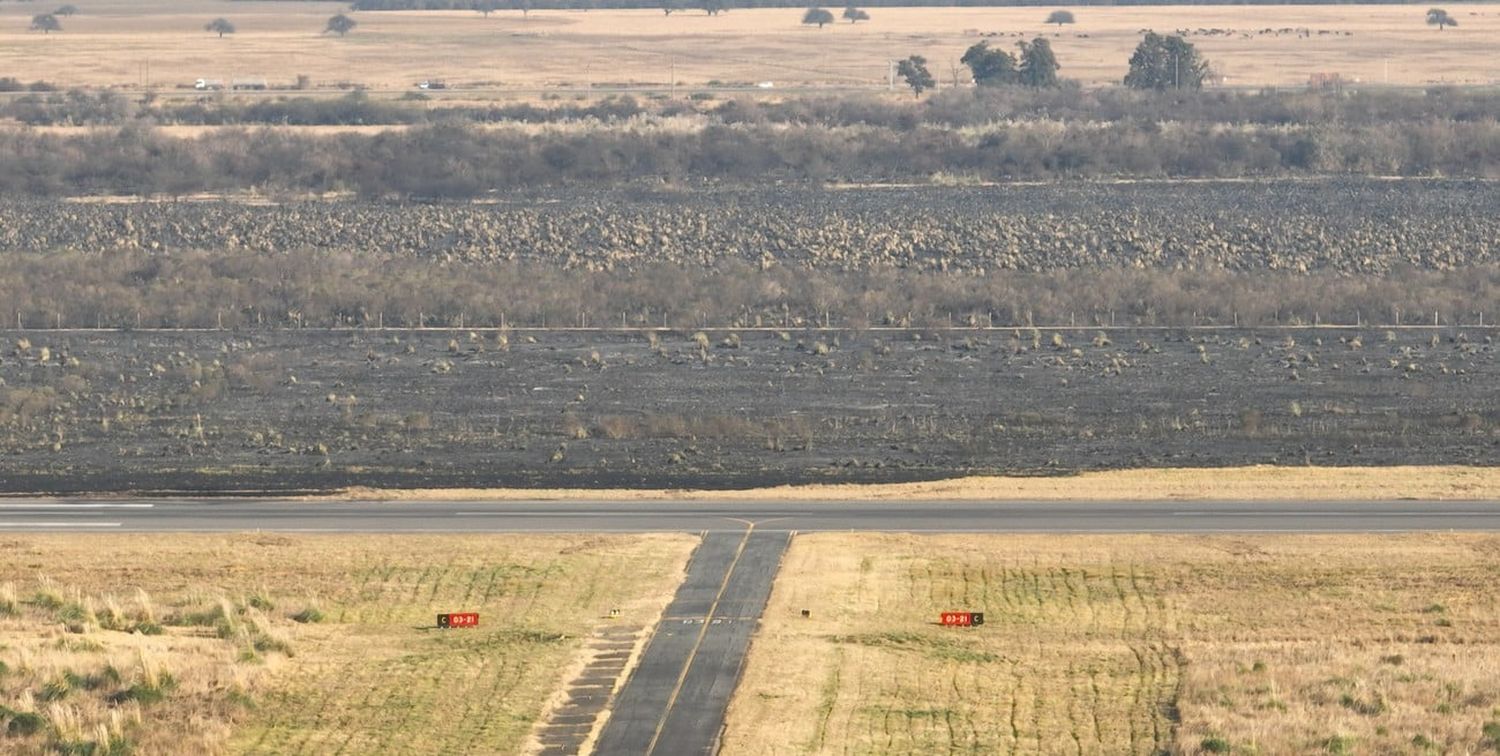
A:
[1426, 8, 1457, 29]
[1017, 38, 1060, 88]
[512, 0, 532, 17]
[842, 6, 869, 23]
[30, 14, 62, 34]
[961, 42, 1016, 87]
[1124, 32, 1208, 90]
[1045, 10, 1074, 27]
[324, 13, 357, 36]
[802, 7, 834, 28]
[896, 55, 934, 97]
[700, 0, 727, 15]
[475, 0, 502, 16]
[205, 18, 236, 38]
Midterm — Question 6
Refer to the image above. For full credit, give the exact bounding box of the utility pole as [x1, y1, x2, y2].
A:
[669, 57, 675, 97]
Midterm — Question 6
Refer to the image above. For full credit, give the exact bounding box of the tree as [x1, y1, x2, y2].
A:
[1045, 10, 1074, 27]
[54, 5, 79, 17]
[699, 0, 728, 15]
[1124, 32, 1208, 90]
[475, 0, 502, 16]
[661, 0, 683, 15]
[896, 55, 934, 97]
[1426, 8, 1457, 30]
[30, 14, 62, 34]
[512, 0, 532, 17]
[1017, 38, 1060, 88]
[961, 42, 1016, 87]
[205, 18, 236, 38]
[802, 7, 834, 28]
[842, 6, 869, 23]
[325, 13, 357, 36]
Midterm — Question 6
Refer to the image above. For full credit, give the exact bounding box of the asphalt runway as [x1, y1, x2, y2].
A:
[594, 530, 789, 756]
[2, 498, 1500, 533]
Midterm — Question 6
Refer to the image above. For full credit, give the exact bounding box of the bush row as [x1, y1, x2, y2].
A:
[4, 119, 1500, 197]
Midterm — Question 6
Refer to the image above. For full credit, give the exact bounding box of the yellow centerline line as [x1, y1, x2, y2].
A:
[644, 524, 755, 756]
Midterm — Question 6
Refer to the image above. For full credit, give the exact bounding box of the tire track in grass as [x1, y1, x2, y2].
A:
[1027, 640, 1043, 754]
[427, 563, 451, 601]
[460, 564, 482, 605]
[845, 645, 866, 756]
[809, 644, 844, 752]
[1066, 660, 1083, 755]
[1098, 663, 1110, 747]
[459, 653, 530, 751]
[1009, 668, 1024, 753]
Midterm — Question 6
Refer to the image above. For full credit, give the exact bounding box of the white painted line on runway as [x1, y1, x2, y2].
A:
[0, 522, 122, 528]
[0, 503, 153, 509]
[1171, 511, 1488, 517]
[452, 511, 684, 517]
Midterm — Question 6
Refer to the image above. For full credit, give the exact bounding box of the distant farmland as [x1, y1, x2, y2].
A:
[0, 0, 1497, 90]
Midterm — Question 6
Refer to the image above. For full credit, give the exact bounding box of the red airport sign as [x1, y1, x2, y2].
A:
[438, 612, 480, 629]
[939, 612, 985, 627]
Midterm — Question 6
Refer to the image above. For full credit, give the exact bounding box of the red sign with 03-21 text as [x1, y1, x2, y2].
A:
[939, 612, 985, 627]
[438, 612, 480, 628]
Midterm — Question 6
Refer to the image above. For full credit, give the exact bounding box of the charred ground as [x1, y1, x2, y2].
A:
[1, 324, 1495, 493]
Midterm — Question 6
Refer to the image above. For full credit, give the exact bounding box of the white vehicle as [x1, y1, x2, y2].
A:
[194, 78, 225, 91]
[755, 81, 775, 89]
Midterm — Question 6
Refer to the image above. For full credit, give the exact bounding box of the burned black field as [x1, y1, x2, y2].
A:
[0, 326, 1495, 493]
[1, 180, 1498, 492]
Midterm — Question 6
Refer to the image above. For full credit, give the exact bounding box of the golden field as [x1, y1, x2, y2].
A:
[349, 465, 1500, 502]
[0, 534, 693, 755]
[0, 0, 1497, 91]
[724, 533, 1500, 754]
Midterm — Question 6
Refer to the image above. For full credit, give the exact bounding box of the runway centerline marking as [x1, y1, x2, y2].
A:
[1171, 511, 1489, 517]
[645, 524, 755, 756]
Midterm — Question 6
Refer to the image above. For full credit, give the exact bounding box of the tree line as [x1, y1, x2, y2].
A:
[8, 87, 1500, 130]
[2, 116, 1498, 197]
[309, 0, 1453, 9]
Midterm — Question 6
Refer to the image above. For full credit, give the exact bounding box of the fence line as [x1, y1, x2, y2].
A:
[6, 308, 1496, 333]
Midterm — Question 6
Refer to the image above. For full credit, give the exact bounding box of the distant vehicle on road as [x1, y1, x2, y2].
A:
[232, 79, 269, 91]
[418, 80, 448, 90]
[194, 78, 224, 91]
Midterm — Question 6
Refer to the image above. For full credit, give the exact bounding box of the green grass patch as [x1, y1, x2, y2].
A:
[829, 631, 1000, 664]
[2, 707, 48, 737]
[289, 606, 324, 624]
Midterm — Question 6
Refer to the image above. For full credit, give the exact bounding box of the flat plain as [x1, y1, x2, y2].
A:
[0, 0, 1497, 90]
[2, 322, 1498, 493]
[724, 533, 1500, 754]
[0, 533, 695, 755]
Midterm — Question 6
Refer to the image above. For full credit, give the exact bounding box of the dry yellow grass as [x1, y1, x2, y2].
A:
[344, 464, 1500, 502]
[724, 533, 1500, 754]
[0, 0, 1497, 90]
[0, 533, 693, 755]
